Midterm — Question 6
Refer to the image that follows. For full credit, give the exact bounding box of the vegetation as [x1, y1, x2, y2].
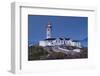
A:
[28, 46, 48, 60]
[28, 45, 88, 61]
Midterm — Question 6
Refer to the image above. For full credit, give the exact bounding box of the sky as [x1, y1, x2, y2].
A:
[28, 15, 88, 46]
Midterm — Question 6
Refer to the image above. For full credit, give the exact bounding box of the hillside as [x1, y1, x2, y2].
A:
[28, 45, 88, 61]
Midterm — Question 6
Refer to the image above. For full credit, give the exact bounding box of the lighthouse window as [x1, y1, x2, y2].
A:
[48, 29, 50, 31]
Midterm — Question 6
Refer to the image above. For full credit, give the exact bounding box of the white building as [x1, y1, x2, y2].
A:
[39, 22, 81, 48]
[39, 38, 81, 48]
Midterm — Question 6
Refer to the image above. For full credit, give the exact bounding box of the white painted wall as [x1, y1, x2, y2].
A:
[39, 41, 47, 47]
[0, 0, 100, 76]
[39, 39, 81, 47]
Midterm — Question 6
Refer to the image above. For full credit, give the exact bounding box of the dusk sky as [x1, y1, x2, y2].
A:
[28, 15, 88, 46]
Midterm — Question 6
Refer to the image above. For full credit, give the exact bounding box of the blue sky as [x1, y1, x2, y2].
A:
[28, 15, 88, 46]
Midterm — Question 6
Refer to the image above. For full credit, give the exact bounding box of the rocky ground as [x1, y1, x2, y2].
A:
[28, 45, 88, 61]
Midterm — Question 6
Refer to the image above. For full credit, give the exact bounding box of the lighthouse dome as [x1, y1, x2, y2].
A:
[48, 24, 51, 27]
[48, 22, 52, 27]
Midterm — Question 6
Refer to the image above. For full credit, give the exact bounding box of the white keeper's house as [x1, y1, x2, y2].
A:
[39, 22, 81, 48]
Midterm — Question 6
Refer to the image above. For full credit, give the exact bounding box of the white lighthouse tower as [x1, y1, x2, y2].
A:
[46, 22, 52, 39]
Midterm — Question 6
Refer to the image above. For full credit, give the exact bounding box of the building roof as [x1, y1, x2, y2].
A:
[44, 37, 70, 41]
[65, 38, 70, 40]
[44, 37, 80, 42]
[44, 38, 56, 40]
[72, 40, 80, 42]
[59, 38, 70, 40]
[59, 38, 63, 40]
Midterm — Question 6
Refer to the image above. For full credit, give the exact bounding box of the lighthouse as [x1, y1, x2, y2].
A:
[46, 22, 52, 39]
